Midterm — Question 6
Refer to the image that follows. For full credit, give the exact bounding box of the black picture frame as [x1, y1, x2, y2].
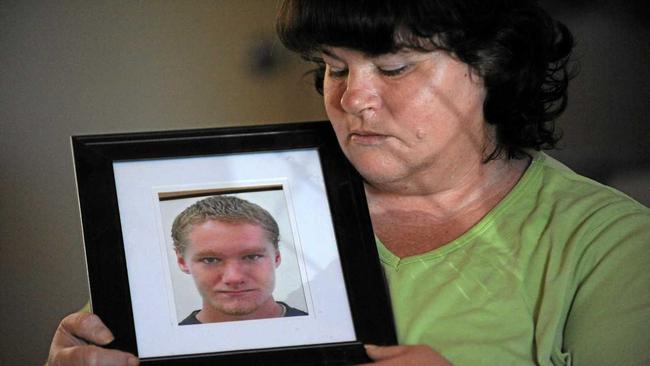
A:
[72, 121, 396, 365]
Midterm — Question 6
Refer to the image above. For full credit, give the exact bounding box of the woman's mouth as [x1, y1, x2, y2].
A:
[349, 132, 389, 145]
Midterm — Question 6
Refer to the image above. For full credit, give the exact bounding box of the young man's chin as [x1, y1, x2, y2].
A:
[221, 305, 259, 316]
[212, 298, 264, 317]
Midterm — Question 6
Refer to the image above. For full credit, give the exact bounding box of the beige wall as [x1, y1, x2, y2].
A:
[0, 1, 647, 365]
[0, 1, 325, 364]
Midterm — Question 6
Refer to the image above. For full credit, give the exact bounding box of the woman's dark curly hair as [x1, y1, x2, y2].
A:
[276, 0, 576, 159]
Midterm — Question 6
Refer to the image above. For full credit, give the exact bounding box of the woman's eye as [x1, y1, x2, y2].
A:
[379, 65, 409, 76]
[326, 65, 348, 78]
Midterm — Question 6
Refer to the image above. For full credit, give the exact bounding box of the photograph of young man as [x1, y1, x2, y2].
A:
[171, 195, 307, 325]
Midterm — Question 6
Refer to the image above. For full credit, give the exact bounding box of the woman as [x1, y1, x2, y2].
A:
[279, 1, 649, 365]
[47, 1, 649, 365]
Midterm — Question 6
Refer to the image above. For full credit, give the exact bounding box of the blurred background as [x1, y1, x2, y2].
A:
[1, 1, 648, 364]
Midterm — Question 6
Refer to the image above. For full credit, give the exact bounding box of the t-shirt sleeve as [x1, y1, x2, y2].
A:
[80, 302, 91, 313]
[563, 209, 650, 366]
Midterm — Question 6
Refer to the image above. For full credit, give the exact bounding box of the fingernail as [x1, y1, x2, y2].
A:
[127, 355, 140, 366]
[96, 328, 114, 343]
[364, 344, 377, 350]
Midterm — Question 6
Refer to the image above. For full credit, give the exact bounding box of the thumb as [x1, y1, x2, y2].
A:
[364, 344, 406, 361]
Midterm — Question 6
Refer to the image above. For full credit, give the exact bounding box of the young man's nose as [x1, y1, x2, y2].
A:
[221, 261, 247, 285]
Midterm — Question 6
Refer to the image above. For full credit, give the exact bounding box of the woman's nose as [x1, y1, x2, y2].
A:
[339, 72, 382, 116]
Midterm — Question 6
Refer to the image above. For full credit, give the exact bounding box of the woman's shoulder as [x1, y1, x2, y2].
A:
[526, 151, 649, 218]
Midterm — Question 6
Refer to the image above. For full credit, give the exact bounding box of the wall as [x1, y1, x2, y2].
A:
[0, 1, 324, 364]
[0, 1, 647, 365]
[546, 0, 650, 200]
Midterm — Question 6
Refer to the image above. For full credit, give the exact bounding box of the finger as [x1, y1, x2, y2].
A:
[49, 344, 139, 366]
[362, 344, 454, 366]
[56, 313, 114, 347]
[364, 344, 407, 361]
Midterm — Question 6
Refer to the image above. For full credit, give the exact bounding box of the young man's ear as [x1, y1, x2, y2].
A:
[274, 249, 281, 268]
[176, 249, 190, 274]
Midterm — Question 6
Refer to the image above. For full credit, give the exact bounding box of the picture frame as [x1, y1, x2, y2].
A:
[72, 121, 396, 365]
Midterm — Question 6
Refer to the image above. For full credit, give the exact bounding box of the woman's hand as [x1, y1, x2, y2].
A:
[362, 344, 453, 366]
[46, 312, 139, 366]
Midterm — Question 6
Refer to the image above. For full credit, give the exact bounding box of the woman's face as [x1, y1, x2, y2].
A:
[321, 47, 490, 191]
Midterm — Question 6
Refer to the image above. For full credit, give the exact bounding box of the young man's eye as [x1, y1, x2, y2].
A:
[243, 254, 263, 261]
[200, 257, 220, 264]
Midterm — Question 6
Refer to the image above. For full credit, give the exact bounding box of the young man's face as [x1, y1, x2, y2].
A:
[177, 219, 280, 321]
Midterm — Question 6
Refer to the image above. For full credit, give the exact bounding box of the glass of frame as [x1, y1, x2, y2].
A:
[72, 121, 396, 365]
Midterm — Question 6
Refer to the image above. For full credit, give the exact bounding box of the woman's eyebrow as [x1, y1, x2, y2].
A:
[320, 48, 343, 61]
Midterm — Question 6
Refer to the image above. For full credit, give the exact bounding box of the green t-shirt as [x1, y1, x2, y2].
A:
[378, 152, 650, 366]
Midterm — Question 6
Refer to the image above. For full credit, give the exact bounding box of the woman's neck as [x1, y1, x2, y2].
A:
[366, 155, 530, 257]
